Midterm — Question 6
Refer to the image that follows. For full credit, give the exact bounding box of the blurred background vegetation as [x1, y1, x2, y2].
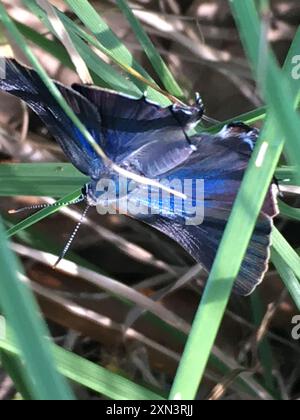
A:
[0, 0, 299, 400]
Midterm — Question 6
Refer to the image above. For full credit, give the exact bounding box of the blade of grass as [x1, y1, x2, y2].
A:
[1, 4, 184, 200]
[0, 163, 87, 197]
[230, 1, 300, 183]
[0, 350, 34, 399]
[36, 0, 92, 84]
[199, 106, 267, 136]
[170, 123, 281, 400]
[3, 225, 274, 400]
[15, 21, 74, 68]
[0, 335, 164, 400]
[57, 8, 195, 108]
[0, 0, 290, 400]
[2, 16, 107, 84]
[6, 190, 81, 238]
[116, 0, 183, 98]
[22, 0, 142, 95]
[3, 211, 277, 401]
[197, 34, 300, 134]
[278, 201, 300, 222]
[67, 29, 140, 94]
[0, 217, 74, 400]
[12, 20, 110, 86]
[4, 222, 277, 400]
[24, 0, 159, 97]
[62, 0, 172, 106]
[0, 3, 107, 162]
[14, 20, 118, 87]
[272, 228, 300, 281]
[54, 345, 165, 400]
[276, 166, 297, 184]
[58, 8, 185, 106]
[169, 9, 300, 401]
[271, 248, 300, 311]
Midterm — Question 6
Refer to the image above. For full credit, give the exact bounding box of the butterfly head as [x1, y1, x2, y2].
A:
[82, 172, 133, 209]
[82, 181, 101, 207]
[172, 93, 205, 131]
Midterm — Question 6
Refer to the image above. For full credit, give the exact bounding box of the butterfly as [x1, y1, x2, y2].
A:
[0, 59, 278, 296]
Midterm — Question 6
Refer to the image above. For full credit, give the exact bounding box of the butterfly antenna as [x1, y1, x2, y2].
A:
[8, 195, 85, 215]
[54, 204, 90, 268]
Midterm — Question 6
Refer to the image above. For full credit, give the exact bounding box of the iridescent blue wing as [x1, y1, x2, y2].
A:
[123, 125, 278, 295]
[73, 84, 203, 176]
[0, 59, 104, 177]
[142, 213, 273, 296]
[0, 59, 203, 179]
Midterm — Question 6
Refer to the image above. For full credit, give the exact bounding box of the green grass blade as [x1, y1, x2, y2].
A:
[7, 190, 81, 238]
[3, 219, 273, 400]
[271, 248, 300, 311]
[169, 6, 300, 400]
[195, 23, 299, 135]
[1, 1, 298, 401]
[54, 345, 164, 400]
[5, 2, 183, 201]
[15, 21, 73, 67]
[22, 0, 141, 95]
[116, 0, 184, 98]
[0, 217, 74, 400]
[0, 350, 34, 399]
[169, 122, 281, 400]
[0, 336, 164, 400]
[0, 3, 110, 166]
[199, 106, 267, 135]
[272, 228, 300, 281]
[281, 27, 300, 107]
[230, 1, 300, 182]
[0, 163, 87, 197]
[5, 218, 276, 400]
[276, 166, 297, 184]
[279, 201, 300, 222]
[0, 163, 84, 242]
[13, 21, 109, 86]
[63, 0, 170, 106]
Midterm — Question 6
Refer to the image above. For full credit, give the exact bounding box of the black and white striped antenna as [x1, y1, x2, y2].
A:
[54, 204, 90, 268]
[8, 195, 85, 214]
[8, 193, 89, 266]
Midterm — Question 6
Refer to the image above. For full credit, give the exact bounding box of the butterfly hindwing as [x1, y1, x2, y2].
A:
[121, 129, 278, 295]
[137, 212, 272, 296]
